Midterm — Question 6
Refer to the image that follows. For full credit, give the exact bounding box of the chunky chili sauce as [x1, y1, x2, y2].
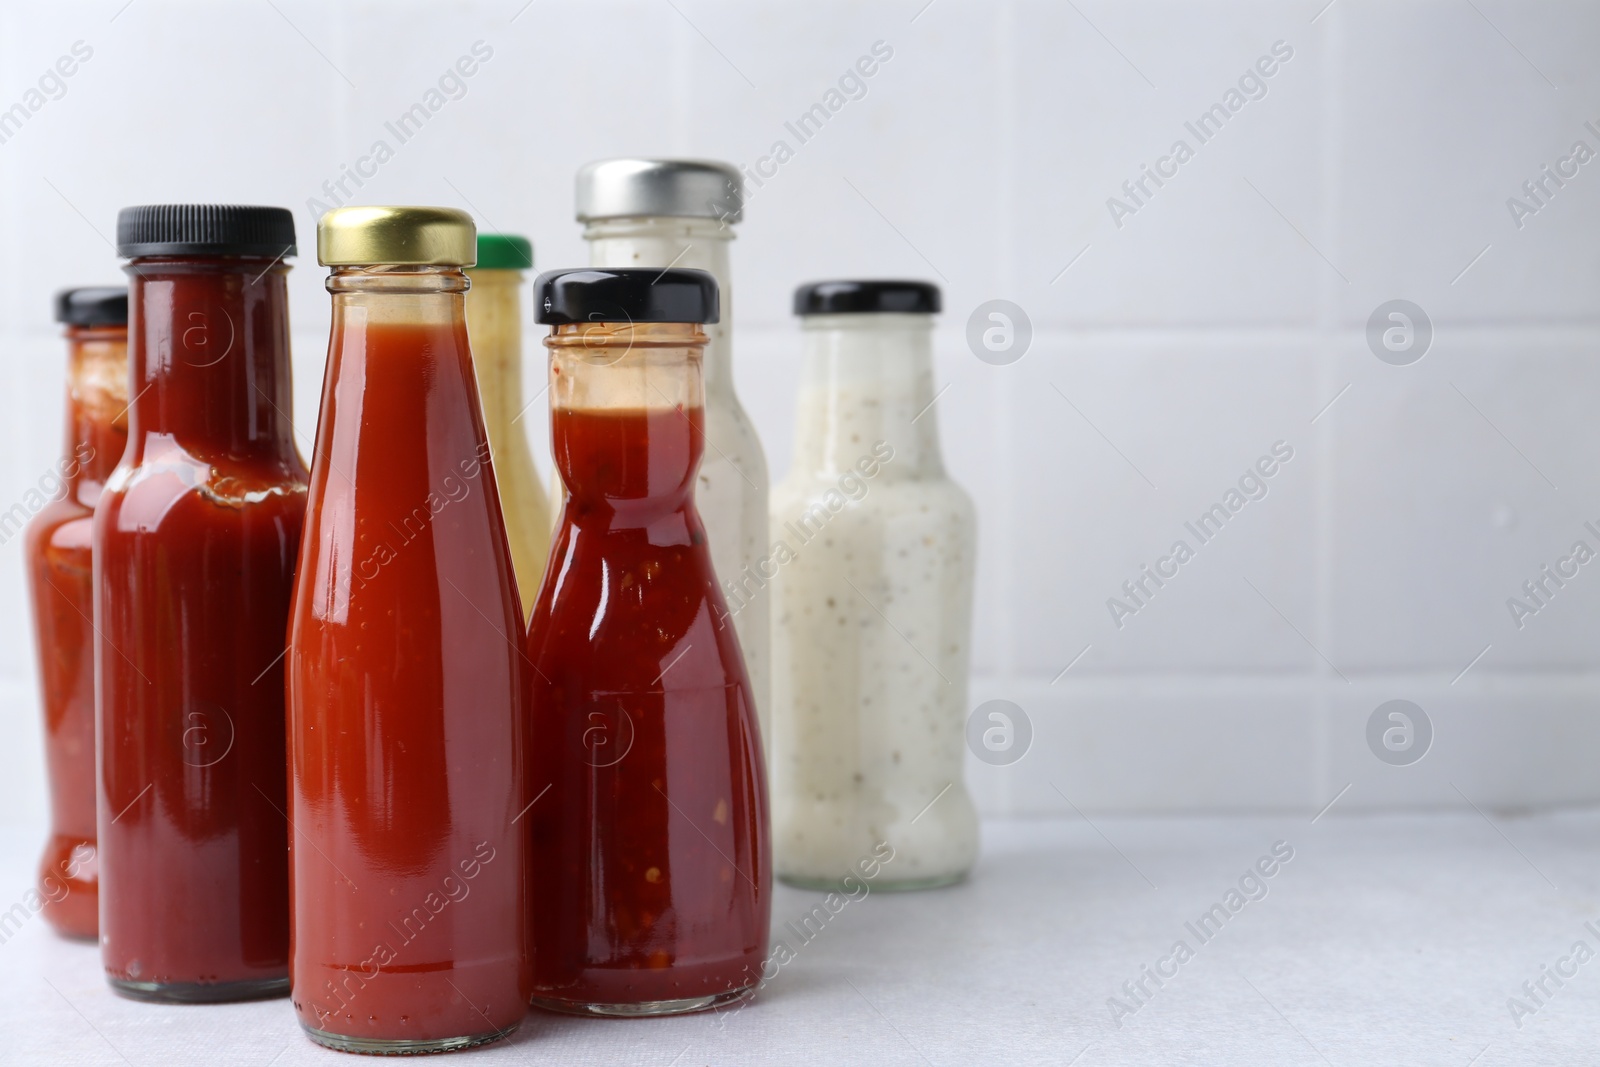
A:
[527, 401, 769, 1008]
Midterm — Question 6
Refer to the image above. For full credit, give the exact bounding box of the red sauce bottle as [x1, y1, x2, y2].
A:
[287, 206, 528, 1054]
[526, 268, 769, 1015]
[24, 288, 129, 940]
[95, 206, 308, 1001]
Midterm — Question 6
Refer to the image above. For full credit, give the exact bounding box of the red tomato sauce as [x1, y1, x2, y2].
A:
[95, 260, 307, 998]
[25, 324, 128, 939]
[287, 318, 529, 1047]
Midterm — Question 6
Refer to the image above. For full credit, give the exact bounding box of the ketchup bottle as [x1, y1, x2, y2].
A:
[526, 268, 769, 1015]
[287, 206, 528, 1054]
[96, 205, 307, 1001]
[24, 287, 128, 940]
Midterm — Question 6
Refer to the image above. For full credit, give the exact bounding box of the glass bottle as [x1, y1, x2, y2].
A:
[525, 268, 768, 1016]
[24, 287, 128, 940]
[465, 233, 550, 618]
[96, 205, 308, 1000]
[287, 206, 528, 1054]
[574, 159, 771, 750]
[770, 281, 978, 890]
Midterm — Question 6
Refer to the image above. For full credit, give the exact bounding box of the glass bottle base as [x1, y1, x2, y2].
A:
[530, 986, 753, 1018]
[778, 869, 968, 893]
[109, 974, 290, 1004]
[300, 1021, 518, 1055]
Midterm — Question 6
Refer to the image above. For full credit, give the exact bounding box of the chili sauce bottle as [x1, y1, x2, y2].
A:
[465, 233, 551, 618]
[287, 206, 528, 1053]
[770, 281, 978, 890]
[96, 205, 308, 1000]
[24, 287, 128, 940]
[574, 160, 772, 750]
[525, 267, 769, 1015]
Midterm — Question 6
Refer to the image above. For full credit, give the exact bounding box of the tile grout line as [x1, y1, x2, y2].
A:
[964, 671, 1600, 689]
[994, 0, 1020, 823]
[22, 323, 1600, 344]
[1309, 0, 1346, 810]
[1311, 333, 1337, 809]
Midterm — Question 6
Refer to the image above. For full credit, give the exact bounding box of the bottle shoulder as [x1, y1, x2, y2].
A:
[699, 400, 769, 481]
[114, 439, 310, 484]
[25, 494, 93, 530]
[99, 451, 309, 533]
[773, 470, 975, 520]
[22, 497, 93, 556]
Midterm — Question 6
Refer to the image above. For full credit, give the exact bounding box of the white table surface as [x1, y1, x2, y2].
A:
[2, 811, 1597, 1066]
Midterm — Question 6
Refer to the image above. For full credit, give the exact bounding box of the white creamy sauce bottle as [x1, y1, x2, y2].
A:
[574, 159, 772, 749]
[771, 280, 978, 889]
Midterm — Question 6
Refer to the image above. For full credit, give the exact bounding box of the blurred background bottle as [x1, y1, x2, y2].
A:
[24, 286, 128, 940]
[466, 233, 550, 617]
[573, 158, 771, 751]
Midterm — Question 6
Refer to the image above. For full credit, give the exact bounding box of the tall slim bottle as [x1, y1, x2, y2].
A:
[24, 287, 128, 940]
[96, 205, 308, 1000]
[573, 159, 771, 747]
[466, 233, 550, 616]
[287, 206, 528, 1053]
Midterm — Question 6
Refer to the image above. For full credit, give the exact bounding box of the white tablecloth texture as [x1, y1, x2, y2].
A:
[2, 812, 1597, 1065]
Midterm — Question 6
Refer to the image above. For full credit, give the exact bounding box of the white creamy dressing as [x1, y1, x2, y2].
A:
[582, 218, 771, 749]
[770, 313, 978, 887]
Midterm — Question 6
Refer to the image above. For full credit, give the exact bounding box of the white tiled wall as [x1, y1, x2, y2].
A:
[1, 0, 1597, 827]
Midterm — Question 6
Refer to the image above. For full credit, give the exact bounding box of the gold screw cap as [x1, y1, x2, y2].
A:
[317, 205, 477, 267]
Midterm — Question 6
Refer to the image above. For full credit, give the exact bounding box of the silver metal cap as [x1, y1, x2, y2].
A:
[575, 158, 744, 224]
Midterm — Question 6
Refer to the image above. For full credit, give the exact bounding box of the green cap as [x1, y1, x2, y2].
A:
[474, 233, 534, 270]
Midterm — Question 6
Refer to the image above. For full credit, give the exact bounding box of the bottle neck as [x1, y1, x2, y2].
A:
[326, 265, 473, 415]
[463, 269, 525, 441]
[583, 217, 735, 401]
[792, 314, 945, 480]
[546, 321, 707, 526]
[124, 257, 298, 456]
[61, 325, 129, 496]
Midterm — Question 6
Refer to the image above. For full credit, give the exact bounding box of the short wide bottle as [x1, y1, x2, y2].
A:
[286, 206, 528, 1054]
[771, 280, 979, 890]
[525, 268, 769, 1015]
